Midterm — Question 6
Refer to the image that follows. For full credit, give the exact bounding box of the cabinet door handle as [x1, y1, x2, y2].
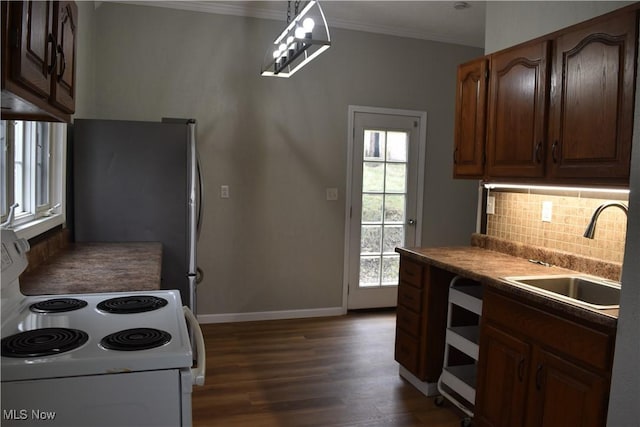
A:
[517, 357, 525, 382]
[551, 141, 559, 163]
[47, 34, 57, 75]
[534, 141, 542, 163]
[453, 147, 458, 165]
[56, 44, 66, 81]
[535, 364, 544, 390]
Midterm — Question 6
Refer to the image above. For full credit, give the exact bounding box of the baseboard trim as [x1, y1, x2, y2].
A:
[399, 365, 439, 397]
[197, 306, 346, 324]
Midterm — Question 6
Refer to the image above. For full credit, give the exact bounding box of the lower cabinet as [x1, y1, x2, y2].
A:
[475, 288, 614, 427]
[525, 348, 608, 427]
[394, 256, 452, 382]
[474, 323, 529, 426]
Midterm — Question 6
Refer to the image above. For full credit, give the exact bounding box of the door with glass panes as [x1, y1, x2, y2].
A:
[346, 108, 425, 309]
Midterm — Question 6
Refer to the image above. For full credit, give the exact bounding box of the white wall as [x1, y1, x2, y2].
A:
[484, 2, 639, 425]
[81, 2, 482, 317]
[485, 1, 632, 53]
[73, 2, 96, 118]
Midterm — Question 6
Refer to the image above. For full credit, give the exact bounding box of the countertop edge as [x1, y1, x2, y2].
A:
[396, 246, 618, 330]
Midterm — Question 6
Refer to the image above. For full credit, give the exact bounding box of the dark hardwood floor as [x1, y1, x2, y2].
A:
[192, 310, 464, 426]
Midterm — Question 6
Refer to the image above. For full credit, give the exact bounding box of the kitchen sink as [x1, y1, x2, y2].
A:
[503, 275, 621, 310]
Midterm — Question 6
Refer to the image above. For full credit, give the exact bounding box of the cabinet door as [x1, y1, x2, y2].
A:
[475, 322, 530, 427]
[525, 348, 609, 427]
[395, 328, 420, 375]
[50, 0, 76, 113]
[454, 57, 488, 178]
[486, 41, 550, 179]
[10, 1, 54, 98]
[548, 11, 637, 182]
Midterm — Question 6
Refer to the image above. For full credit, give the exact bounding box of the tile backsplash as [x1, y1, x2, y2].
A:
[486, 190, 629, 263]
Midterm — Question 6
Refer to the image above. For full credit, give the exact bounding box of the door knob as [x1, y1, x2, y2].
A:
[408, 219, 416, 225]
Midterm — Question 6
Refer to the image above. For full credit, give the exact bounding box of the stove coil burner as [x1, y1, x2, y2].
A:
[101, 328, 171, 351]
[97, 295, 168, 314]
[1, 328, 89, 358]
[29, 298, 88, 313]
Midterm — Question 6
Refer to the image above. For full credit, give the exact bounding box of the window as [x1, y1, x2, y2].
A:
[359, 129, 408, 287]
[1, 120, 66, 239]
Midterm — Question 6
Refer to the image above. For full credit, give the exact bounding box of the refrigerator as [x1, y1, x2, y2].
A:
[72, 118, 202, 313]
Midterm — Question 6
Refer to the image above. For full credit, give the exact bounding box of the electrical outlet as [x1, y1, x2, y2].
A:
[220, 185, 229, 199]
[487, 196, 496, 215]
[326, 188, 338, 201]
[542, 201, 552, 222]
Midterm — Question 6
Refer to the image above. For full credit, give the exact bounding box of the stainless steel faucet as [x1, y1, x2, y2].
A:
[583, 201, 629, 239]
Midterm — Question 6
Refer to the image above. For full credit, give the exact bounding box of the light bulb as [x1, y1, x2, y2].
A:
[286, 36, 296, 56]
[279, 43, 287, 52]
[302, 18, 315, 31]
[294, 26, 305, 39]
[273, 49, 280, 59]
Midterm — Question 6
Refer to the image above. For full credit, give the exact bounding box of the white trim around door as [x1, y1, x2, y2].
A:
[343, 105, 427, 310]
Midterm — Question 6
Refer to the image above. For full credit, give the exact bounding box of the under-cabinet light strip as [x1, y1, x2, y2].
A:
[483, 183, 630, 194]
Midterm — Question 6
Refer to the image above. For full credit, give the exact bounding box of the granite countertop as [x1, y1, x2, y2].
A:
[20, 242, 163, 295]
[396, 246, 618, 329]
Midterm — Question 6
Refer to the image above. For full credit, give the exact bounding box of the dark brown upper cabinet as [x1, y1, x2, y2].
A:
[486, 41, 550, 179]
[50, 1, 77, 114]
[10, 1, 54, 99]
[1, 1, 77, 123]
[547, 11, 637, 184]
[453, 4, 638, 186]
[453, 57, 488, 178]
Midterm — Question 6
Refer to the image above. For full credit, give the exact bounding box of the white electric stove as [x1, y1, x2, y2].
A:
[0, 228, 205, 427]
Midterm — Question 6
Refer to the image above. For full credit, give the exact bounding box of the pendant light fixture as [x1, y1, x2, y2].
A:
[261, 1, 331, 78]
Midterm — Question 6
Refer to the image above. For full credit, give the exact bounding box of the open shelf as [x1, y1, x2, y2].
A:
[449, 285, 483, 315]
[446, 325, 480, 360]
[437, 276, 483, 419]
[441, 364, 477, 404]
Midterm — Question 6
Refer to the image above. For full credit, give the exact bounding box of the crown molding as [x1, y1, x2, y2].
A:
[120, 1, 284, 20]
[328, 16, 482, 47]
[115, 1, 483, 47]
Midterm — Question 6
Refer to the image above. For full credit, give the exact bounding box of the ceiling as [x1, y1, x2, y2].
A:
[123, 1, 486, 48]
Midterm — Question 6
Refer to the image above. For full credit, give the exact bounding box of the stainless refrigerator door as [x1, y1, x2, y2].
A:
[187, 121, 198, 276]
[74, 119, 192, 308]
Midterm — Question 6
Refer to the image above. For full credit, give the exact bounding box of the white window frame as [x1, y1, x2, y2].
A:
[1, 120, 66, 240]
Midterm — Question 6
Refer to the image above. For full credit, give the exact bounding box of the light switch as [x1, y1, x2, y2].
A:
[220, 185, 229, 199]
[326, 188, 338, 201]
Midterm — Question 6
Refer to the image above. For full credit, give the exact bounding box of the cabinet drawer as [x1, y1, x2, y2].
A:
[395, 328, 420, 374]
[399, 258, 423, 288]
[396, 305, 421, 337]
[398, 283, 422, 313]
[483, 290, 614, 371]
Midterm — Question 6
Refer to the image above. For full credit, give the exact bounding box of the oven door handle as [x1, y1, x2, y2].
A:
[183, 306, 206, 386]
